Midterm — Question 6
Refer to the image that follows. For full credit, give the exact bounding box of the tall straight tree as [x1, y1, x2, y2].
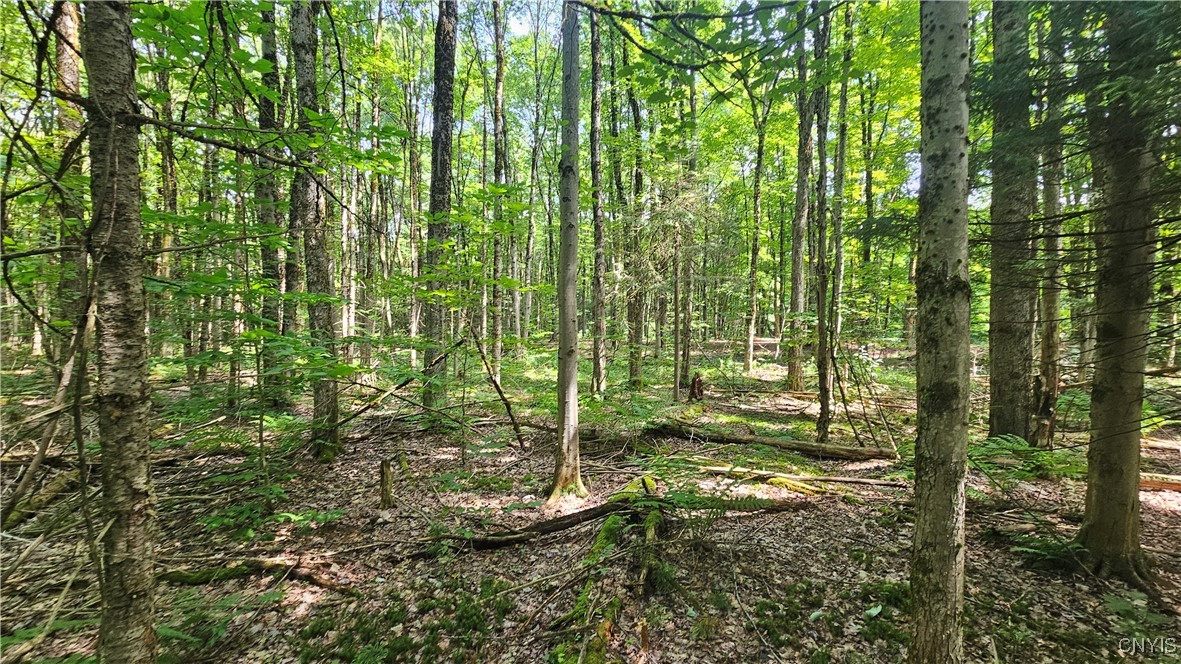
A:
[490, 0, 507, 382]
[1032, 8, 1065, 449]
[291, 0, 340, 459]
[550, 0, 585, 501]
[256, 5, 286, 407]
[1076, 2, 1158, 586]
[82, 1, 157, 660]
[910, 1, 972, 662]
[423, 0, 458, 410]
[786, 4, 812, 392]
[988, 0, 1037, 442]
[590, 11, 608, 395]
[812, 11, 833, 444]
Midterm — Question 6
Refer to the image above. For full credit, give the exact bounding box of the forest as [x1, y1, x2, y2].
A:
[1, 0, 1179, 662]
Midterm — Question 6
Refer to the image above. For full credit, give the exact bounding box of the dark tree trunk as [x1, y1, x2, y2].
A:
[423, 0, 457, 410]
[1076, 2, 1157, 587]
[988, 0, 1037, 442]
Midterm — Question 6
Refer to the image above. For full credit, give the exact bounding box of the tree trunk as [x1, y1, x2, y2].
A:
[551, 1, 585, 501]
[787, 5, 812, 392]
[590, 12, 608, 395]
[491, 0, 507, 382]
[423, 0, 457, 411]
[744, 128, 765, 373]
[1076, 2, 1156, 587]
[55, 1, 86, 360]
[1032, 9, 1064, 449]
[831, 5, 852, 349]
[291, 0, 339, 460]
[83, 2, 158, 659]
[988, 0, 1037, 442]
[909, 3, 971, 662]
[256, 6, 286, 407]
[624, 47, 644, 387]
[813, 14, 833, 445]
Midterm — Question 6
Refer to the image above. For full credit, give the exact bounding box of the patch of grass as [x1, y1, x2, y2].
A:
[751, 580, 829, 647]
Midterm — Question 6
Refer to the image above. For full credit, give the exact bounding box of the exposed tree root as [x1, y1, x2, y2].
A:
[646, 420, 896, 460]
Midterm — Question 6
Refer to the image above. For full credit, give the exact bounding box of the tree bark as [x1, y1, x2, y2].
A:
[787, 5, 812, 392]
[909, 2, 971, 662]
[83, 2, 158, 660]
[813, 13, 833, 445]
[423, 0, 457, 411]
[491, 0, 507, 382]
[1076, 2, 1156, 586]
[256, 5, 287, 407]
[551, 0, 585, 501]
[988, 0, 1037, 442]
[291, 0, 340, 460]
[590, 12, 608, 395]
[1032, 8, 1064, 449]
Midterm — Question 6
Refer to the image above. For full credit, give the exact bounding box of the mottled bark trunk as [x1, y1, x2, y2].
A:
[910, 2, 971, 661]
[83, 2, 157, 660]
[423, 0, 457, 411]
[1076, 2, 1155, 586]
[988, 0, 1037, 442]
[291, 0, 339, 459]
[551, 1, 585, 501]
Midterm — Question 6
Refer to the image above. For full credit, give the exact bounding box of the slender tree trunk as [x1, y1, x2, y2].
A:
[787, 6, 812, 392]
[624, 47, 644, 387]
[291, 0, 339, 460]
[1076, 2, 1156, 586]
[1033, 9, 1064, 449]
[909, 2, 971, 661]
[744, 127, 765, 373]
[53, 1, 87, 366]
[256, 6, 286, 407]
[813, 13, 833, 444]
[988, 0, 1037, 442]
[590, 12, 607, 395]
[859, 75, 877, 265]
[423, 0, 457, 411]
[491, 0, 507, 381]
[83, 2, 157, 659]
[831, 5, 852, 348]
[680, 76, 696, 389]
[551, 0, 585, 501]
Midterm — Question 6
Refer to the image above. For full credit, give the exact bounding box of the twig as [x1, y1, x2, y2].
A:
[470, 326, 527, 449]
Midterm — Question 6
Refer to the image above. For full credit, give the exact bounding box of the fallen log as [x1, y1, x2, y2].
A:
[645, 421, 896, 461]
[159, 558, 360, 596]
[1143, 437, 1181, 452]
[1141, 473, 1181, 492]
[410, 488, 811, 557]
[698, 465, 907, 489]
[3, 469, 79, 529]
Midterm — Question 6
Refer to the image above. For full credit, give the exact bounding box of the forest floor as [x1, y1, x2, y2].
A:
[3, 347, 1180, 663]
